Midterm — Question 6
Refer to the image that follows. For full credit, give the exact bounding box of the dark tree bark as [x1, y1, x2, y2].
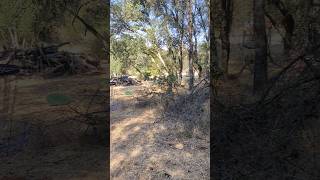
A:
[210, 0, 219, 75]
[282, 13, 294, 52]
[210, 0, 220, 177]
[302, 0, 313, 50]
[253, 0, 268, 93]
[179, 34, 184, 81]
[187, 0, 194, 90]
[219, 0, 233, 75]
[269, 0, 295, 53]
[177, 1, 185, 83]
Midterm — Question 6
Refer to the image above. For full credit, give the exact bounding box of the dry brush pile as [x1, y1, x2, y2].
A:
[0, 42, 100, 77]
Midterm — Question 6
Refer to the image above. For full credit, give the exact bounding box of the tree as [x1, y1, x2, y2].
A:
[196, 0, 210, 75]
[253, 0, 268, 93]
[187, 0, 194, 90]
[173, 0, 187, 82]
[110, 0, 209, 92]
[219, 0, 233, 75]
[268, 0, 295, 53]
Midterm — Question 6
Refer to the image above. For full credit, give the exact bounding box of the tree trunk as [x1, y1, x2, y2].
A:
[270, 0, 295, 54]
[178, 19, 184, 83]
[194, 39, 202, 79]
[179, 39, 184, 82]
[220, 0, 232, 75]
[197, 3, 210, 76]
[210, 0, 221, 177]
[187, 0, 194, 91]
[193, 15, 202, 79]
[176, 0, 185, 83]
[282, 13, 294, 53]
[253, 0, 268, 93]
[210, 0, 220, 75]
[301, 0, 313, 51]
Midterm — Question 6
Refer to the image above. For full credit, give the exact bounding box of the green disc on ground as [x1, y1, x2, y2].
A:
[124, 90, 133, 96]
[46, 93, 72, 106]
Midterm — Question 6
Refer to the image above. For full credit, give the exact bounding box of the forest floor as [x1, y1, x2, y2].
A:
[110, 83, 210, 180]
[0, 72, 107, 180]
[0, 71, 210, 180]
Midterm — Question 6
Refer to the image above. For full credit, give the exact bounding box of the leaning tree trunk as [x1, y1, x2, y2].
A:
[253, 0, 268, 94]
[187, 0, 194, 91]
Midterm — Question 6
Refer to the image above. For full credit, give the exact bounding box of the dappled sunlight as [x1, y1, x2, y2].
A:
[175, 143, 184, 150]
[129, 146, 143, 158]
[169, 169, 186, 178]
[110, 153, 126, 171]
[145, 128, 156, 142]
[111, 109, 157, 143]
[131, 126, 141, 133]
[184, 152, 193, 158]
[110, 85, 209, 179]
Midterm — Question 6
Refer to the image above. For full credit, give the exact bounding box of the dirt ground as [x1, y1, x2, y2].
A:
[110, 83, 210, 180]
[109, 37, 282, 180]
[0, 72, 107, 179]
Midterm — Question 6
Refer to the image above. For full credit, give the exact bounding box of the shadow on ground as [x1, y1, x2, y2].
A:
[110, 85, 209, 180]
[0, 74, 108, 180]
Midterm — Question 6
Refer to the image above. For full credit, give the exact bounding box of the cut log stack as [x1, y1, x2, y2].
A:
[0, 42, 99, 77]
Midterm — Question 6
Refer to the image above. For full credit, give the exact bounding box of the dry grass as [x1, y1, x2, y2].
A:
[111, 83, 209, 180]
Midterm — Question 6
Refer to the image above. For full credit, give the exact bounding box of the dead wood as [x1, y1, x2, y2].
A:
[0, 42, 99, 77]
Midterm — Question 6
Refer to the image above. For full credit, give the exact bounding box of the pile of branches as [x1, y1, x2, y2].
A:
[212, 47, 320, 179]
[0, 42, 99, 77]
[110, 75, 141, 86]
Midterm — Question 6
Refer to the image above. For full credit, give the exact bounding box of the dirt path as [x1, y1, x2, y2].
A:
[111, 84, 209, 180]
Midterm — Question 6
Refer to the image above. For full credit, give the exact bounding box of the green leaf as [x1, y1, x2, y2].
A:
[124, 90, 133, 96]
[46, 93, 72, 106]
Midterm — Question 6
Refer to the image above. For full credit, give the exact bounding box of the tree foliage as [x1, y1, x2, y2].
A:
[111, 0, 209, 90]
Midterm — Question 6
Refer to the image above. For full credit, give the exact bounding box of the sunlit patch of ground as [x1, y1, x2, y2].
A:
[111, 84, 209, 180]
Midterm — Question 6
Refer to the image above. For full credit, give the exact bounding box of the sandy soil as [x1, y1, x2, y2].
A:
[110, 84, 209, 180]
